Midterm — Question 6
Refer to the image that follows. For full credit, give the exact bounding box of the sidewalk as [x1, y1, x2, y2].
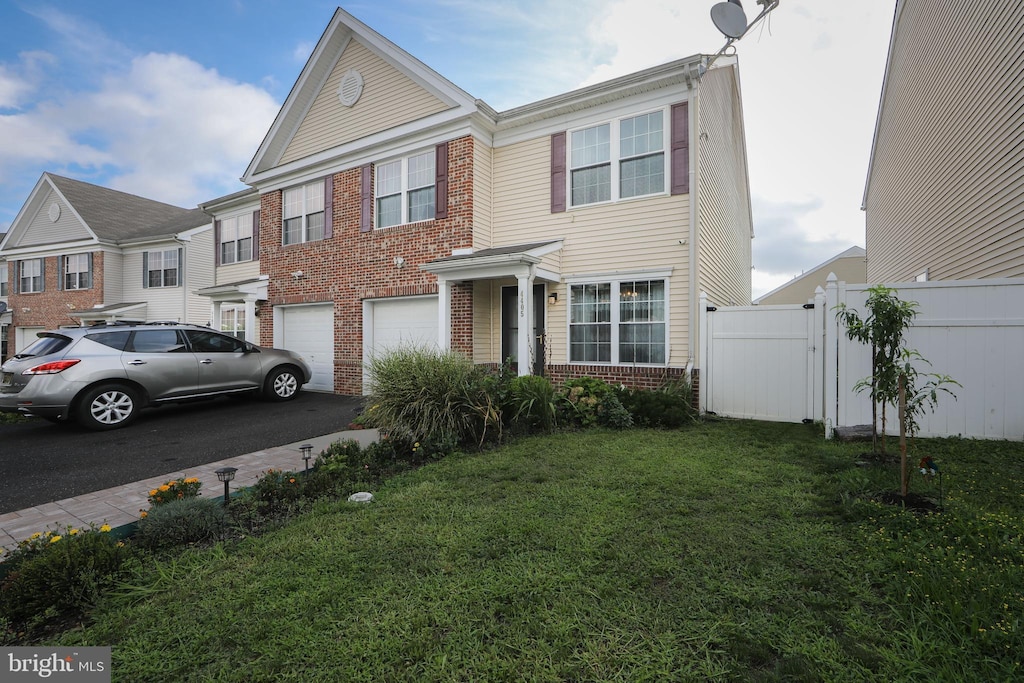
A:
[0, 428, 379, 556]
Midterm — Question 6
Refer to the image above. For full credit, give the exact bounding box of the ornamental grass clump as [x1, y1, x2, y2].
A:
[0, 523, 131, 627]
[147, 477, 202, 506]
[134, 497, 228, 550]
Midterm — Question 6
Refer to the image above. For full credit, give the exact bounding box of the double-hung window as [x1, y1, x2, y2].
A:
[569, 110, 666, 207]
[376, 150, 435, 228]
[0, 262, 7, 296]
[570, 278, 667, 364]
[145, 249, 180, 288]
[220, 304, 246, 340]
[19, 259, 44, 293]
[220, 214, 254, 264]
[63, 253, 92, 290]
[283, 182, 324, 245]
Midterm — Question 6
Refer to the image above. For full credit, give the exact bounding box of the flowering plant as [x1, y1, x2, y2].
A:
[919, 456, 939, 477]
[148, 476, 202, 506]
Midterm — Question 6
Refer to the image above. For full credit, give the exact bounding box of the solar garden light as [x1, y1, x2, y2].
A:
[301, 444, 313, 473]
[215, 466, 238, 506]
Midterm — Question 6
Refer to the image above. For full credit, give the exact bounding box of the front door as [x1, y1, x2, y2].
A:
[501, 284, 546, 375]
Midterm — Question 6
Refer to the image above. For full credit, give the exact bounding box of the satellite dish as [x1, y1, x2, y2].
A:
[711, 0, 748, 39]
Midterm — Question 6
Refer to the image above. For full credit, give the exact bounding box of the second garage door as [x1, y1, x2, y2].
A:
[364, 296, 438, 392]
[279, 304, 334, 393]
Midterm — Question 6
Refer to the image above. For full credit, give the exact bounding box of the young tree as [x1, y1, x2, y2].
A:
[835, 285, 918, 454]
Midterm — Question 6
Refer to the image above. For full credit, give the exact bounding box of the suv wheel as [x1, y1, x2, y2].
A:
[264, 366, 301, 401]
[78, 384, 140, 430]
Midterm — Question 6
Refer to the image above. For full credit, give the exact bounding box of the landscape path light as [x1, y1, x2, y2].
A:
[216, 466, 238, 506]
[301, 444, 313, 473]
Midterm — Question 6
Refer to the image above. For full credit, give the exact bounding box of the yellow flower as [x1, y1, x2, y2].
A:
[30, 532, 42, 540]
[159, 484, 171, 492]
[149, 489, 159, 496]
[69, 528, 80, 535]
[139, 510, 148, 519]
[99, 524, 112, 533]
[185, 477, 199, 484]
[49, 535, 62, 543]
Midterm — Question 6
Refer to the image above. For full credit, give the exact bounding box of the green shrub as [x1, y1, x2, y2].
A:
[560, 377, 616, 428]
[365, 346, 489, 448]
[598, 392, 634, 430]
[618, 380, 697, 429]
[134, 497, 228, 550]
[0, 524, 132, 624]
[509, 374, 558, 432]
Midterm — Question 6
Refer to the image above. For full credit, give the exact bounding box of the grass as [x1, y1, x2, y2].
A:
[50, 420, 1024, 681]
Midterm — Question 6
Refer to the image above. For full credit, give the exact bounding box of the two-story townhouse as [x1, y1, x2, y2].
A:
[0, 234, 8, 361]
[204, 8, 753, 396]
[0, 173, 214, 354]
[862, 0, 1024, 282]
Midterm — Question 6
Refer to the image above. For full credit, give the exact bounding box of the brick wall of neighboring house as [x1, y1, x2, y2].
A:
[9, 252, 104, 333]
[260, 135, 476, 395]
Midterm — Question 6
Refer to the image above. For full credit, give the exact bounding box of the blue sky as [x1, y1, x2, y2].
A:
[0, 1, 894, 298]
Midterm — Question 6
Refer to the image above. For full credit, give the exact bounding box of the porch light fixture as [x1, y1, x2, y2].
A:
[547, 292, 558, 305]
[215, 466, 238, 506]
[300, 444, 313, 472]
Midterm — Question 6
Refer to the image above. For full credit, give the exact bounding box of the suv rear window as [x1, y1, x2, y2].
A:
[85, 331, 132, 351]
[15, 334, 72, 358]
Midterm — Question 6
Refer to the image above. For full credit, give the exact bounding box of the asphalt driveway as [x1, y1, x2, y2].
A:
[0, 391, 363, 514]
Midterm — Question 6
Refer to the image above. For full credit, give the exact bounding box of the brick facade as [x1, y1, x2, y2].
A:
[259, 136, 476, 395]
[7, 251, 105, 334]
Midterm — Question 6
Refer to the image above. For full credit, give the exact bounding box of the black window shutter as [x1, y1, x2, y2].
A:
[40, 258, 45, 292]
[551, 132, 566, 213]
[214, 220, 221, 266]
[143, 252, 149, 289]
[324, 175, 333, 239]
[57, 256, 64, 291]
[177, 247, 184, 288]
[87, 252, 94, 289]
[252, 210, 260, 259]
[435, 141, 449, 220]
[360, 164, 372, 233]
[12, 261, 18, 294]
[671, 102, 690, 195]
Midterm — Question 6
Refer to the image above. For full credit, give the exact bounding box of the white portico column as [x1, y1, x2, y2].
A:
[516, 273, 534, 376]
[437, 276, 451, 351]
[244, 296, 259, 344]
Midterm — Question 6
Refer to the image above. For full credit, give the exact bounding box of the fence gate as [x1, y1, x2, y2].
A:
[699, 291, 824, 423]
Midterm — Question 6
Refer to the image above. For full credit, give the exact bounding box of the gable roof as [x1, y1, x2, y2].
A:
[47, 174, 208, 241]
[245, 7, 479, 183]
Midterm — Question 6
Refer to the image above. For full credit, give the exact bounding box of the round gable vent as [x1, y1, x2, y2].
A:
[337, 69, 364, 107]
[49, 202, 61, 222]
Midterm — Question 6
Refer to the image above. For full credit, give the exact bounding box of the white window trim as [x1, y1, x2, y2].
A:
[146, 249, 180, 288]
[219, 304, 246, 339]
[282, 181, 325, 246]
[64, 253, 91, 290]
[220, 213, 254, 265]
[20, 258, 44, 293]
[566, 272, 671, 367]
[375, 150, 435, 229]
[567, 107, 669, 209]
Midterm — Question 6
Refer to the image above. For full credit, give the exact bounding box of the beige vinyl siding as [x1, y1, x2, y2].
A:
[216, 260, 261, 286]
[696, 64, 752, 307]
[102, 250, 123, 305]
[13, 190, 89, 247]
[491, 135, 690, 366]
[756, 255, 867, 305]
[122, 250, 185, 321]
[864, 0, 1024, 282]
[472, 280, 497, 364]
[473, 139, 493, 248]
[185, 230, 215, 324]
[280, 40, 450, 165]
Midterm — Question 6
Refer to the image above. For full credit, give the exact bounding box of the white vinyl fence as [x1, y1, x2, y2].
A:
[700, 276, 1024, 441]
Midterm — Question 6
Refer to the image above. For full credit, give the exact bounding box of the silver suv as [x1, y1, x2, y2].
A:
[0, 322, 312, 430]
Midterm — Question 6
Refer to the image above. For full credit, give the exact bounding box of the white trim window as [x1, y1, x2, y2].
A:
[220, 214, 254, 264]
[0, 262, 7, 297]
[19, 258, 44, 293]
[220, 304, 246, 340]
[570, 278, 667, 364]
[570, 109, 666, 207]
[145, 249, 180, 288]
[63, 253, 92, 290]
[376, 150, 435, 228]
[283, 181, 324, 245]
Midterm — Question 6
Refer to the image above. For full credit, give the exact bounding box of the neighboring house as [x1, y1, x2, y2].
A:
[862, 0, 1024, 282]
[0, 173, 214, 354]
[753, 246, 866, 305]
[0, 232, 8, 361]
[202, 7, 754, 395]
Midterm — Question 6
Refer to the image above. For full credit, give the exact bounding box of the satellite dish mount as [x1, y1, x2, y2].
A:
[704, 0, 780, 75]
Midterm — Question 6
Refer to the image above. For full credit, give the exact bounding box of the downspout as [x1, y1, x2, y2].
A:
[174, 236, 190, 323]
[688, 75, 700, 370]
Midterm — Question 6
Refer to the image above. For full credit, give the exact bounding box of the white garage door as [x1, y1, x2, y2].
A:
[279, 304, 334, 393]
[364, 296, 438, 393]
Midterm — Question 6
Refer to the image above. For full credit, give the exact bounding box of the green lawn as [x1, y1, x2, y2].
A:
[57, 421, 1023, 681]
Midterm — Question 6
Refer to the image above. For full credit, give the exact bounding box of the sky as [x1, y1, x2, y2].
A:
[0, 0, 895, 299]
